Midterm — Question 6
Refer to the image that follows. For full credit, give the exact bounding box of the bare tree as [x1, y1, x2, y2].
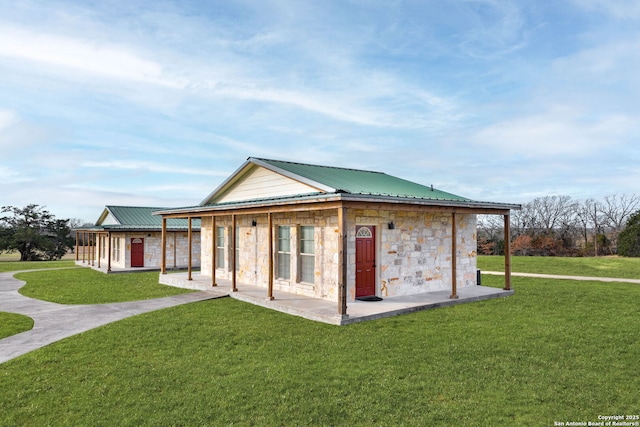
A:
[599, 194, 640, 253]
[528, 195, 578, 234]
[508, 196, 579, 255]
[511, 202, 533, 237]
[575, 198, 604, 256]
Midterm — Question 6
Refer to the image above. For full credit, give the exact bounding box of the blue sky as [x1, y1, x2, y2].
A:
[1, 0, 639, 222]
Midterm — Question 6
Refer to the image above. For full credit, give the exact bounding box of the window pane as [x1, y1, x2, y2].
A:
[277, 226, 290, 279]
[216, 227, 224, 247]
[278, 253, 290, 279]
[300, 226, 314, 283]
[216, 227, 225, 269]
[300, 254, 314, 283]
[278, 226, 290, 252]
[216, 248, 225, 268]
[300, 226, 314, 254]
[235, 226, 239, 271]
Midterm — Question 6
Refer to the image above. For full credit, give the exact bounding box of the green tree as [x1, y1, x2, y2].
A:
[617, 211, 640, 257]
[0, 205, 73, 261]
[43, 218, 74, 260]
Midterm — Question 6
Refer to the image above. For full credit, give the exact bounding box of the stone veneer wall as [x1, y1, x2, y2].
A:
[201, 213, 339, 300]
[348, 209, 477, 300]
[96, 231, 201, 268]
[200, 209, 477, 302]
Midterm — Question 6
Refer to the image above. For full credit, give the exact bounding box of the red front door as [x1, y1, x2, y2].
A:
[131, 238, 144, 267]
[355, 226, 376, 297]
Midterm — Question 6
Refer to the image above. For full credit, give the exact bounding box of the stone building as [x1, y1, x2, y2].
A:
[76, 206, 200, 272]
[156, 158, 518, 317]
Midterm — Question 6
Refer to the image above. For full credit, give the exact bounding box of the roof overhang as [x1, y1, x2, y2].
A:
[156, 193, 520, 218]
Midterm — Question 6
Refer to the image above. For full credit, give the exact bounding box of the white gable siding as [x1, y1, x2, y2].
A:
[99, 212, 119, 226]
[216, 166, 320, 203]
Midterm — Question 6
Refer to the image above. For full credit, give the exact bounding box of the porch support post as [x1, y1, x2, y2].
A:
[338, 206, 348, 317]
[231, 214, 237, 292]
[503, 214, 512, 291]
[211, 215, 217, 286]
[267, 212, 274, 300]
[161, 218, 167, 274]
[187, 217, 193, 281]
[97, 233, 101, 268]
[450, 212, 458, 299]
[107, 232, 112, 272]
[75, 232, 79, 262]
[82, 232, 86, 263]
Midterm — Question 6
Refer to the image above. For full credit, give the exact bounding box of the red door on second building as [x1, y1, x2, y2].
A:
[355, 226, 376, 297]
[131, 238, 144, 267]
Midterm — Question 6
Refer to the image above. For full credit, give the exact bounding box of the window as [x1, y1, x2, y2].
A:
[299, 226, 315, 283]
[356, 226, 373, 238]
[113, 237, 120, 262]
[277, 226, 290, 279]
[216, 227, 225, 269]
[235, 226, 240, 271]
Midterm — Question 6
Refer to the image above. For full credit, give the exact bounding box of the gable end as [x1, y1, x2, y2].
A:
[212, 165, 325, 204]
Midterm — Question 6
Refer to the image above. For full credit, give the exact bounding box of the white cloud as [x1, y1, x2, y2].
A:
[551, 38, 640, 91]
[471, 106, 635, 157]
[81, 160, 228, 177]
[570, 0, 640, 20]
[0, 165, 30, 183]
[0, 25, 185, 88]
[0, 109, 16, 131]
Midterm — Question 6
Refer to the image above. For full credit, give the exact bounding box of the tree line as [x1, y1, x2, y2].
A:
[0, 205, 77, 261]
[478, 194, 640, 257]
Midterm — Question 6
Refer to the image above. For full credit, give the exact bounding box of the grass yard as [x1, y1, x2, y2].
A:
[0, 312, 34, 339]
[15, 268, 194, 304]
[0, 274, 638, 426]
[478, 255, 640, 278]
[0, 259, 78, 273]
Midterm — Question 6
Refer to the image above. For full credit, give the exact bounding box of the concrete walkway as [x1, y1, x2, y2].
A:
[0, 271, 225, 364]
[483, 271, 640, 284]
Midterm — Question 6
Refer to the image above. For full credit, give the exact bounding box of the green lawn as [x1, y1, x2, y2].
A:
[15, 268, 194, 304]
[478, 255, 640, 278]
[0, 260, 78, 273]
[0, 275, 638, 426]
[0, 312, 34, 339]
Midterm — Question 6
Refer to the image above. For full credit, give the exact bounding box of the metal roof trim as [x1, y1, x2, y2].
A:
[155, 192, 520, 216]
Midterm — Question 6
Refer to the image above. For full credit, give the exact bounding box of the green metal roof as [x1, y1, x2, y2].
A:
[251, 158, 471, 202]
[97, 206, 200, 230]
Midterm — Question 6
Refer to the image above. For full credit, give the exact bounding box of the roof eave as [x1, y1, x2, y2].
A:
[339, 193, 521, 211]
[156, 193, 520, 216]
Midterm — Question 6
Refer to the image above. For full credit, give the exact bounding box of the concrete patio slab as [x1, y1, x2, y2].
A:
[160, 272, 514, 325]
[75, 260, 167, 274]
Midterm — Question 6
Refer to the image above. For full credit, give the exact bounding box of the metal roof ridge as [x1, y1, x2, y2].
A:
[250, 157, 387, 175]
